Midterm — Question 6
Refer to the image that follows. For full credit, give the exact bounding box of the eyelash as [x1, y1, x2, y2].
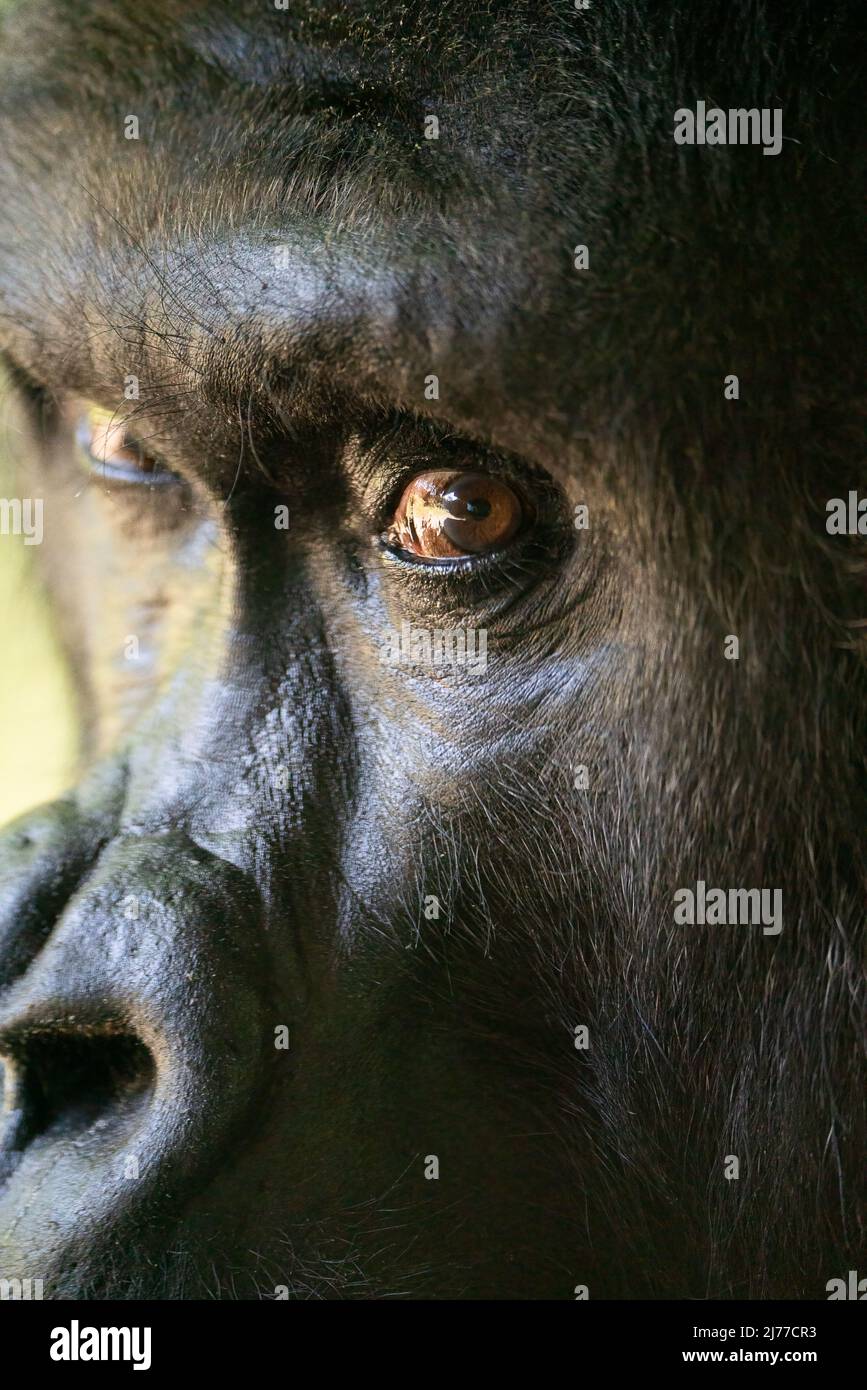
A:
[378, 534, 502, 574]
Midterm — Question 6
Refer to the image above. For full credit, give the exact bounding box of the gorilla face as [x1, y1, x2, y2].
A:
[0, 0, 863, 1298]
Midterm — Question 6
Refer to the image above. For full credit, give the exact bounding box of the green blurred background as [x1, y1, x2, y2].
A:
[0, 378, 78, 827]
[0, 2, 78, 828]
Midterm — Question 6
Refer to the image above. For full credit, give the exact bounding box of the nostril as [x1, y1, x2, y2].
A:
[1, 1030, 155, 1158]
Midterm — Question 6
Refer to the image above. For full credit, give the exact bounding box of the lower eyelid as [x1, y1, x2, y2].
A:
[84, 458, 181, 487]
[376, 534, 515, 575]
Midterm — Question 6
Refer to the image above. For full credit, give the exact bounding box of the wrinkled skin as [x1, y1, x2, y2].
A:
[0, 0, 864, 1298]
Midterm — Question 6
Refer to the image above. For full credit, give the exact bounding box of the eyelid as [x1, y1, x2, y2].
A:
[343, 420, 518, 524]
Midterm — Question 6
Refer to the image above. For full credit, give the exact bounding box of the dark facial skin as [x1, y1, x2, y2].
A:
[0, 0, 863, 1299]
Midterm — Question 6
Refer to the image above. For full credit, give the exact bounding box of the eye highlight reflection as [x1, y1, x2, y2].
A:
[388, 470, 523, 560]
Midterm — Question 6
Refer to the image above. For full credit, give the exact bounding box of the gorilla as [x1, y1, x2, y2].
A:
[0, 0, 863, 1300]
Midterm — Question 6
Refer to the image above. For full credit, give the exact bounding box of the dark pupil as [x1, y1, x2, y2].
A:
[465, 497, 491, 519]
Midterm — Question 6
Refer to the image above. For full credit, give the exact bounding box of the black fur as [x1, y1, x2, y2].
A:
[0, 0, 863, 1299]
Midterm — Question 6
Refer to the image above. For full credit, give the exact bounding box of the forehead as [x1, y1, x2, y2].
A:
[0, 0, 856, 466]
[0, 3, 631, 455]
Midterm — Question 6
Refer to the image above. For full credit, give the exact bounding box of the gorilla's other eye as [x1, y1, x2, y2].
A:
[389, 470, 523, 560]
[77, 406, 177, 486]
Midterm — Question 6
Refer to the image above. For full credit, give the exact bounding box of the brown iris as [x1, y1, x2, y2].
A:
[390, 470, 523, 560]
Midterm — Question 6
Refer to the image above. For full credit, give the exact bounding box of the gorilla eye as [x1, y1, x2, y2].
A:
[389, 470, 523, 560]
[77, 405, 177, 486]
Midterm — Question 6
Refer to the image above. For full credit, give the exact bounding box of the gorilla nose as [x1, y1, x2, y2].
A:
[0, 819, 273, 1290]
